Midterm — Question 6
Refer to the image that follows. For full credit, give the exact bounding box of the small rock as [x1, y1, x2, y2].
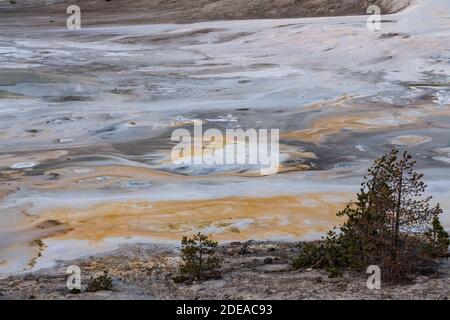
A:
[264, 258, 273, 264]
[312, 276, 322, 284]
[23, 274, 35, 281]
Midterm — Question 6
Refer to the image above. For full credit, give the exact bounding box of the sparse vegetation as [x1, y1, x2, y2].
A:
[426, 217, 450, 258]
[174, 232, 221, 283]
[69, 288, 81, 294]
[294, 150, 449, 282]
[86, 271, 113, 292]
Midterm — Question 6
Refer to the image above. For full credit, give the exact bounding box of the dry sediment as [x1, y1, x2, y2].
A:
[0, 241, 448, 300]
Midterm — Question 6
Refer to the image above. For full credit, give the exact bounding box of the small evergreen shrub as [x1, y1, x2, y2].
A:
[174, 233, 221, 283]
[425, 217, 450, 257]
[86, 271, 113, 292]
[69, 288, 81, 294]
[294, 150, 449, 282]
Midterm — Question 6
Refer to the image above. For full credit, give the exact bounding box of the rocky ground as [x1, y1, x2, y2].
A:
[0, 241, 449, 300]
[0, 0, 410, 26]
